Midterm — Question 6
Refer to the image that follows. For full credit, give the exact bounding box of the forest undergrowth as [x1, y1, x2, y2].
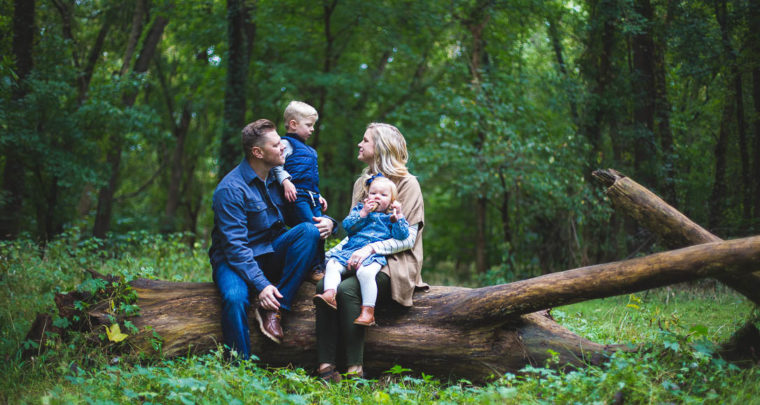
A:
[1, 231, 758, 404]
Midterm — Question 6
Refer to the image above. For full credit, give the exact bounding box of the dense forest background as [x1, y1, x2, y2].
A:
[2, 0, 759, 283]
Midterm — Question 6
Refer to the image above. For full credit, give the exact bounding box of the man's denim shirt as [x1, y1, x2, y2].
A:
[209, 160, 290, 292]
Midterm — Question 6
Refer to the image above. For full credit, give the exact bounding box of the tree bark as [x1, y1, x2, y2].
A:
[31, 236, 760, 381]
[592, 168, 760, 305]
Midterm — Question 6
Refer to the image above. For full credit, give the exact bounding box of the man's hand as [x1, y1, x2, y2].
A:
[283, 179, 297, 202]
[347, 245, 374, 270]
[313, 216, 334, 239]
[258, 285, 283, 311]
[319, 196, 328, 212]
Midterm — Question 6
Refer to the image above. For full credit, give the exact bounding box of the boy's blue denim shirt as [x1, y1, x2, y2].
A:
[209, 160, 289, 292]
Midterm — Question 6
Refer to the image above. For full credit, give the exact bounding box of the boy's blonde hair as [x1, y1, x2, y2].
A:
[361, 123, 409, 181]
[284, 101, 318, 126]
[366, 176, 398, 213]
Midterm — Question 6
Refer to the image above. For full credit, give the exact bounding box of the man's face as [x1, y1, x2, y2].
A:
[254, 130, 285, 167]
[291, 117, 316, 141]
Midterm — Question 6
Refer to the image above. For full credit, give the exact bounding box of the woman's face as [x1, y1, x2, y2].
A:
[357, 129, 375, 163]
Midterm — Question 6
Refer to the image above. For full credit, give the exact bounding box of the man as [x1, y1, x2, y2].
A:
[209, 119, 334, 359]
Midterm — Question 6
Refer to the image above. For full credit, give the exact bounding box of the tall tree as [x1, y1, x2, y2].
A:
[750, 0, 760, 230]
[631, 0, 658, 190]
[1, 0, 35, 239]
[579, 0, 619, 176]
[92, 9, 170, 238]
[218, 0, 255, 179]
[652, 0, 677, 203]
[459, 0, 493, 273]
[715, 0, 750, 230]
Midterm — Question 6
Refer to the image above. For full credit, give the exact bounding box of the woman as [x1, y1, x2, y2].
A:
[314, 123, 427, 381]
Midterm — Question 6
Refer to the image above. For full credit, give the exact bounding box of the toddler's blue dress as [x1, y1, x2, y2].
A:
[331, 203, 409, 267]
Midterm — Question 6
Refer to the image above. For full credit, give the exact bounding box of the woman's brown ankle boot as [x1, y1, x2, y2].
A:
[353, 306, 376, 326]
[313, 289, 337, 310]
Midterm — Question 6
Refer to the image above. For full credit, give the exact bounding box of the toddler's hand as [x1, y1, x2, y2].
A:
[283, 179, 297, 202]
[360, 198, 377, 217]
[390, 201, 404, 222]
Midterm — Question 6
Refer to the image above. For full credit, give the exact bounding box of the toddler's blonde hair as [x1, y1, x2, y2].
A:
[284, 101, 318, 125]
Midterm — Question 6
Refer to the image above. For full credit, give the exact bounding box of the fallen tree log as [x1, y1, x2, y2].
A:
[593, 169, 760, 364]
[28, 236, 760, 381]
[592, 168, 760, 305]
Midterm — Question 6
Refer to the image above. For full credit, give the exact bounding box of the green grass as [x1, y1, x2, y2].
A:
[2, 232, 759, 404]
[555, 286, 755, 344]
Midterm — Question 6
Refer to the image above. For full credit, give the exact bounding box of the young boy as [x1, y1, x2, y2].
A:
[273, 101, 328, 280]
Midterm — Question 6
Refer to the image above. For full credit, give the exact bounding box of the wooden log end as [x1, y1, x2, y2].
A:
[591, 169, 626, 187]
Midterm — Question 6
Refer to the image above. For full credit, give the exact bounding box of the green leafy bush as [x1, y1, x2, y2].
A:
[1, 235, 758, 404]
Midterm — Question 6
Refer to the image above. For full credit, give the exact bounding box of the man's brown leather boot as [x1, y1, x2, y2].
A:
[255, 307, 283, 344]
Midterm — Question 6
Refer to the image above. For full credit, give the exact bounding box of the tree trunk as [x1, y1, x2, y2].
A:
[30, 236, 760, 381]
[162, 104, 192, 233]
[708, 93, 731, 233]
[580, 0, 617, 177]
[218, 0, 254, 179]
[653, 0, 677, 203]
[631, 0, 658, 190]
[1, 0, 35, 239]
[749, 1, 760, 231]
[713, 0, 751, 230]
[546, 13, 579, 126]
[464, 5, 491, 274]
[592, 169, 760, 305]
[92, 14, 169, 238]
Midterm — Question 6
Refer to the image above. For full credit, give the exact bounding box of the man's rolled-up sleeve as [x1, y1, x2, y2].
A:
[213, 188, 271, 292]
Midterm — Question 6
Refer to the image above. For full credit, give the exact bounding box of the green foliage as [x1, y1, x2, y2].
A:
[4, 0, 759, 277]
[2, 237, 759, 403]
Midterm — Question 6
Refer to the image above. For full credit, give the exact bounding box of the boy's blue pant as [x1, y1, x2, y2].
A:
[212, 223, 320, 360]
[289, 190, 326, 269]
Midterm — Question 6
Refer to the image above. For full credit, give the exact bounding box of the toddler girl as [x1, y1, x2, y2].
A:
[313, 175, 409, 326]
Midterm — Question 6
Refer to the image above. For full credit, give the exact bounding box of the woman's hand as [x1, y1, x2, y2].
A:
[347, 245, 374, 270]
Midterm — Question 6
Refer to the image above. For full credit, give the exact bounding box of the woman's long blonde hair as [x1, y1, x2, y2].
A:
[362, 123, 409, 181]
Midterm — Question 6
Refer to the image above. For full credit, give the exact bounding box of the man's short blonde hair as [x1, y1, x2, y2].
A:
[284, 101, 318, 124]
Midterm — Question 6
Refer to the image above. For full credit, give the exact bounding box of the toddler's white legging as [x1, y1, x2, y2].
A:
[323, 258, 382, 307]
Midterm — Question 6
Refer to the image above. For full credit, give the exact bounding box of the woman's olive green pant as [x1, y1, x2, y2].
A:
[315, 272, 391, 366]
